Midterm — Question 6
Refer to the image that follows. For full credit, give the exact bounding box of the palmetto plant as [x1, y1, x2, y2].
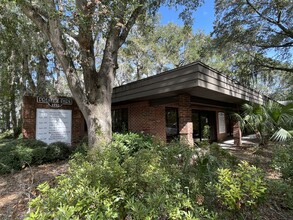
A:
[235, 101, 293, 145]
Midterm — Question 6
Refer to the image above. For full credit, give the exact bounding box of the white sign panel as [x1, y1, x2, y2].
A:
[36, 109, 72, 144]
[218, 112, 226, 134]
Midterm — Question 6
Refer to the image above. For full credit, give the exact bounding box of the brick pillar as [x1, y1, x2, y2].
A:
[178, 94, 193, 146]
[22, 96, 36, 139]
[233, 121, 242, 146]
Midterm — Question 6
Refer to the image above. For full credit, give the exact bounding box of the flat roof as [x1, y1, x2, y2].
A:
[112, 61, 266, 105]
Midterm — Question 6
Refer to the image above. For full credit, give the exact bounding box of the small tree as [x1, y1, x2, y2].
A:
[236, 101, 293, 146]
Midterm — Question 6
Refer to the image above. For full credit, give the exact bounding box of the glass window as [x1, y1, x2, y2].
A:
[165, 107, 179, 142]
[112, 108, 128, 133]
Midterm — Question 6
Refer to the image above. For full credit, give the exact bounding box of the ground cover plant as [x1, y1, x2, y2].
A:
[24, 133, 269, 219]
[273, 142, 293, 184]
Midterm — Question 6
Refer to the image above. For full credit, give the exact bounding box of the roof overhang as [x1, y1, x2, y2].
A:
[112, 62, 266, 105]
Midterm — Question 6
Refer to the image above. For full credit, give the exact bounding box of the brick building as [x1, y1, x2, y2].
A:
[22, 62, 266, 145]
[111, 62, 265, 145]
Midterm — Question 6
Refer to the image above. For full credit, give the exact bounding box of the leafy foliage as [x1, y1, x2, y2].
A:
[0, 139, 71, 174]
[25, 133, 245, 219]
[273, 142, 293, 183]
[214, 0, 293, 72]
[214, 161, 267, 211]
[235, 101, 293, 145]
[213, 0, 293, 99]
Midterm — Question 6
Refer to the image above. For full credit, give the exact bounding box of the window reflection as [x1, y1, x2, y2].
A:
[165, 107, 179, 142]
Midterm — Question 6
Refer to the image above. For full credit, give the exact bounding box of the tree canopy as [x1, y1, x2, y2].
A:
[213, 0, 293, 73]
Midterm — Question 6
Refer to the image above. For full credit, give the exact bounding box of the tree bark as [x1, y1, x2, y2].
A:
[37, 53, 48, 96]
[22, 53, 36, 94]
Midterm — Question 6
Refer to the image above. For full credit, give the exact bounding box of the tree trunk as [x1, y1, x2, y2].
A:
[10, 82, 18, 138]
[22, 53, 36, 94]
[83, 103, 112, 148]
[4, 108, 10, 130]
[37, 53, 47, 96]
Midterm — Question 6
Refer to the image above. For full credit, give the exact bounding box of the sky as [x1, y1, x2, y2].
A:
[159, 1, 215, 34]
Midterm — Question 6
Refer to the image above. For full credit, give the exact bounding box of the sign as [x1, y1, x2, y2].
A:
[36, 109, 72, 144]
[37, 97, 73, 108]
[218, 112, 226, 134]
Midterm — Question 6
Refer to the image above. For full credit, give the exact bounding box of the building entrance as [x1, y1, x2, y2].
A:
[192, 110, 217, 142]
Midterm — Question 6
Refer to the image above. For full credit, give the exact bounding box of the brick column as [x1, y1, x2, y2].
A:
[233, 121, 242, 146]
[22, 96, 36, 139]
[178, 94, 193, 146]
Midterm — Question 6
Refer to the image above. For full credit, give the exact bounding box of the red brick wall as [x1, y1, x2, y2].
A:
[149, 105, 166, 141]
[178, 94, 193, 145]
[112, 95, 235, 145]
[128, 101, 150, 133]
[22, 96, 86, 145]
[113, 102, 166, 141]
[23, 95, 232, 146]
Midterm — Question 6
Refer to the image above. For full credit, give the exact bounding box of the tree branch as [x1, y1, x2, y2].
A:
[246, 0, 293, 38]
[261, 64, 293, 73]
[257, 41, 293, 49]
[18, 0, 85, 104]
[119, 5, 145, 47]
[17, 1, 50, 38]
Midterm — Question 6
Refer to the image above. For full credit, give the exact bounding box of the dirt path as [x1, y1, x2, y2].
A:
[0, 161, 68, 219]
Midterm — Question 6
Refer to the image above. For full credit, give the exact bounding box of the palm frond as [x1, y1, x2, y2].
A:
[271, 128, 293, 142]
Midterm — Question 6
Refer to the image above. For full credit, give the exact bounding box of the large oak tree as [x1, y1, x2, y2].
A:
[14, 0, 202, 149]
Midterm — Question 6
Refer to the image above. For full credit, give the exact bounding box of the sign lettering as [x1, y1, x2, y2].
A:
[37, 97, 73, 108]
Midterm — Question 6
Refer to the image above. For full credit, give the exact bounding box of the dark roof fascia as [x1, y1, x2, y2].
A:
[112, 61, 267, 105]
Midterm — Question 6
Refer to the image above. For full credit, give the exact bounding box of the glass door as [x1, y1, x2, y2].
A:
[192, 110, 217, 142]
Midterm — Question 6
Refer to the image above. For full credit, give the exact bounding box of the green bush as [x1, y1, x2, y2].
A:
[26, 134, 220, 220]
[0, 139, 72, 174]
[214, 161, 267, 211]
[112, 132, 155, 155]
[46, 142, 71, 161]
[272, 143, 293, 183]
[25, 133, 270, 219]
[0, 139, 47, 174]
[0, 151, 21, 173]
[267, 180, 293, 210]
[0, 139, 46, 152]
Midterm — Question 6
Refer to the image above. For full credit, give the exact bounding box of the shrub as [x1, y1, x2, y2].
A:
[272, 142, 293, 183]
[46, 142, 71, 162]
[0, 139, 72, 174]
[112, 132, 155, 155]
[0, 139, 47, 174]
[0, 151, 20, 173]
[26, 134, 219, 219]
[214, 161, 267, 211]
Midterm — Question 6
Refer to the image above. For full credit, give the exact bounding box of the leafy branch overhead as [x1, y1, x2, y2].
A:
[213, 0, 293, 73]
